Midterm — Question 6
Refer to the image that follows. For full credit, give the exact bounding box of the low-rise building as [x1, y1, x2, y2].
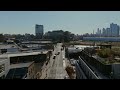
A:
[6, 61, 35, 79]
[0, 49, 51, 79]
[0, 57, 10, 79]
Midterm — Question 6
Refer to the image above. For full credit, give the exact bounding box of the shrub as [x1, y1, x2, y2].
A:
[97, 48, 112, 58]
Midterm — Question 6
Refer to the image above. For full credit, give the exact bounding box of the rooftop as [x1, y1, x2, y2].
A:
[0, 44, 18, 49]
[0, 54, 8, 59]
[0, 58, 8, 63]
[68, 47, 82, 53]
[10, 61, 34, 69]
[6, 67, 28, 79]
[0, 50, 48, 58]
[21, 41, 52, 44]
[8, 51, 48, 57]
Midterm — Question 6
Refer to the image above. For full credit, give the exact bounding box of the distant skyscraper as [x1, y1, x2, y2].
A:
[93, 30, 94, 34]
[106, 28, 110, 37]
[97, 28, 102, 37]
[96, 28, 99, 35]
[35, 24, 44, 39]
[110, 23, 119, 37]
[99, 29, 101, 37]
[102, 28, 106, 37]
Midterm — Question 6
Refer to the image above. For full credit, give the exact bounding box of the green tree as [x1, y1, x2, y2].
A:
[64, 31, 71, 42]
[97, 48, 112, 58]
[0, 34, 5, 42]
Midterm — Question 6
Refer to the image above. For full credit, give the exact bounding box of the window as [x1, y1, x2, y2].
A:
[0, 75, 5, 79]
[33, 67, 34, 71]
[32, 76, 34, 79]
[29, 71, 30, 75]
[0, 64, 5, 74]
[31, 68, 32, 73]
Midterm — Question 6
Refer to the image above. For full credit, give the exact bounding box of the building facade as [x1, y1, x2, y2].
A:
[35, 24, 44, 39]
[94, 23, 119, 37]
[110, 23, 119, 37]
[0, 57, 10, 79]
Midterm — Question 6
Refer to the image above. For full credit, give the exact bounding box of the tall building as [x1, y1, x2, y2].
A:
[110, 23, 119, 37]
[35, 24, 44, 39]
[97, 28, 102, 37]
[96, 28, 99, 37]
[99, 29, 101, 37]
[102, 28, 106, 37]
[106, 28, 110, 37]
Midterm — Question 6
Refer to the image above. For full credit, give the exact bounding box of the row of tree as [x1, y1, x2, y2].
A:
[0, 34, 5, 42]
[0, 33, 36, 42]
[0, 30, 75, 43]
[44, 30, 75, 43]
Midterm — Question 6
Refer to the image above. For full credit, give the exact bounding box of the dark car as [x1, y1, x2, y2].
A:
[55, 53, 57, 55]
[70, 59, 76, 66]
[57, 52, 60, 55]
[53, 55, 56, 59]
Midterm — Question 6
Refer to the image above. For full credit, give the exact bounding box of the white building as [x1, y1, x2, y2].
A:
[35, 24, 44, 39]
[0, 56, 10, 79]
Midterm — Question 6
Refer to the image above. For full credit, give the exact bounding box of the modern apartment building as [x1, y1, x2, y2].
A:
[35, 24, 44, 39]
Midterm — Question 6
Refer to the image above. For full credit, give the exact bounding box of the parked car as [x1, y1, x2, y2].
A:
[53, 55, 56, 59]
[70, 59, 76, 66]
[57, 51, 60, 55]
[64, 76, 69, 79]
[55, 53, 57, 55]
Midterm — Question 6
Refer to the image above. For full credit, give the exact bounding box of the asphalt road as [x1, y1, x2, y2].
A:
[47, 43, 67, 79]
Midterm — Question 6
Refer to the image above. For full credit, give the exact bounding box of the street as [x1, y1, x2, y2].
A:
[48, 43, 68, 79]
[40, 43, 68, 79]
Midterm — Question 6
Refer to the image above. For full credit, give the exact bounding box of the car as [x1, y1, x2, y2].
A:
[57, 52, 60, 55]
[53, 55, 56, 59]
[55, 53, 57, 55]
[64, 76, 69, 79]
[70, 59, 76, 66]
[63, 57, 65, 60]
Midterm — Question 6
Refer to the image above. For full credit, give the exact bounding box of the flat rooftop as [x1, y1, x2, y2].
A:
[68, 47, 82, 53]
[0, 44, 18, 49]
[0, 54, 8, 59]
[10, 61, 34, 69]
[21, 41, 52, 44]
[0, 50, 48, 58]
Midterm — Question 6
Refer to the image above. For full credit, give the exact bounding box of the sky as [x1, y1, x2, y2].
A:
[0, 11, 120, 35]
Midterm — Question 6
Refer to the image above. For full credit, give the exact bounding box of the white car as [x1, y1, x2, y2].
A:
[70, 59, 76, 66]
[64, 76, 69, 79]
[63, 57, 65, 60]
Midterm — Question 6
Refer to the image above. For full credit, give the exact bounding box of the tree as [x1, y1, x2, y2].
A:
[43, 30, 75, 43]
[65, 65, 75, 79]
[63, 31, 70, 42]
[0, 34, 5, 42]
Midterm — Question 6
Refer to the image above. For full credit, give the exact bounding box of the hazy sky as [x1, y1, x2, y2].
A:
[0, 11, 120, 35]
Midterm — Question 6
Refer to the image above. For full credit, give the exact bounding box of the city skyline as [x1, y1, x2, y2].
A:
[1, 11, 120, 35]
[90, 23, 120, 37]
